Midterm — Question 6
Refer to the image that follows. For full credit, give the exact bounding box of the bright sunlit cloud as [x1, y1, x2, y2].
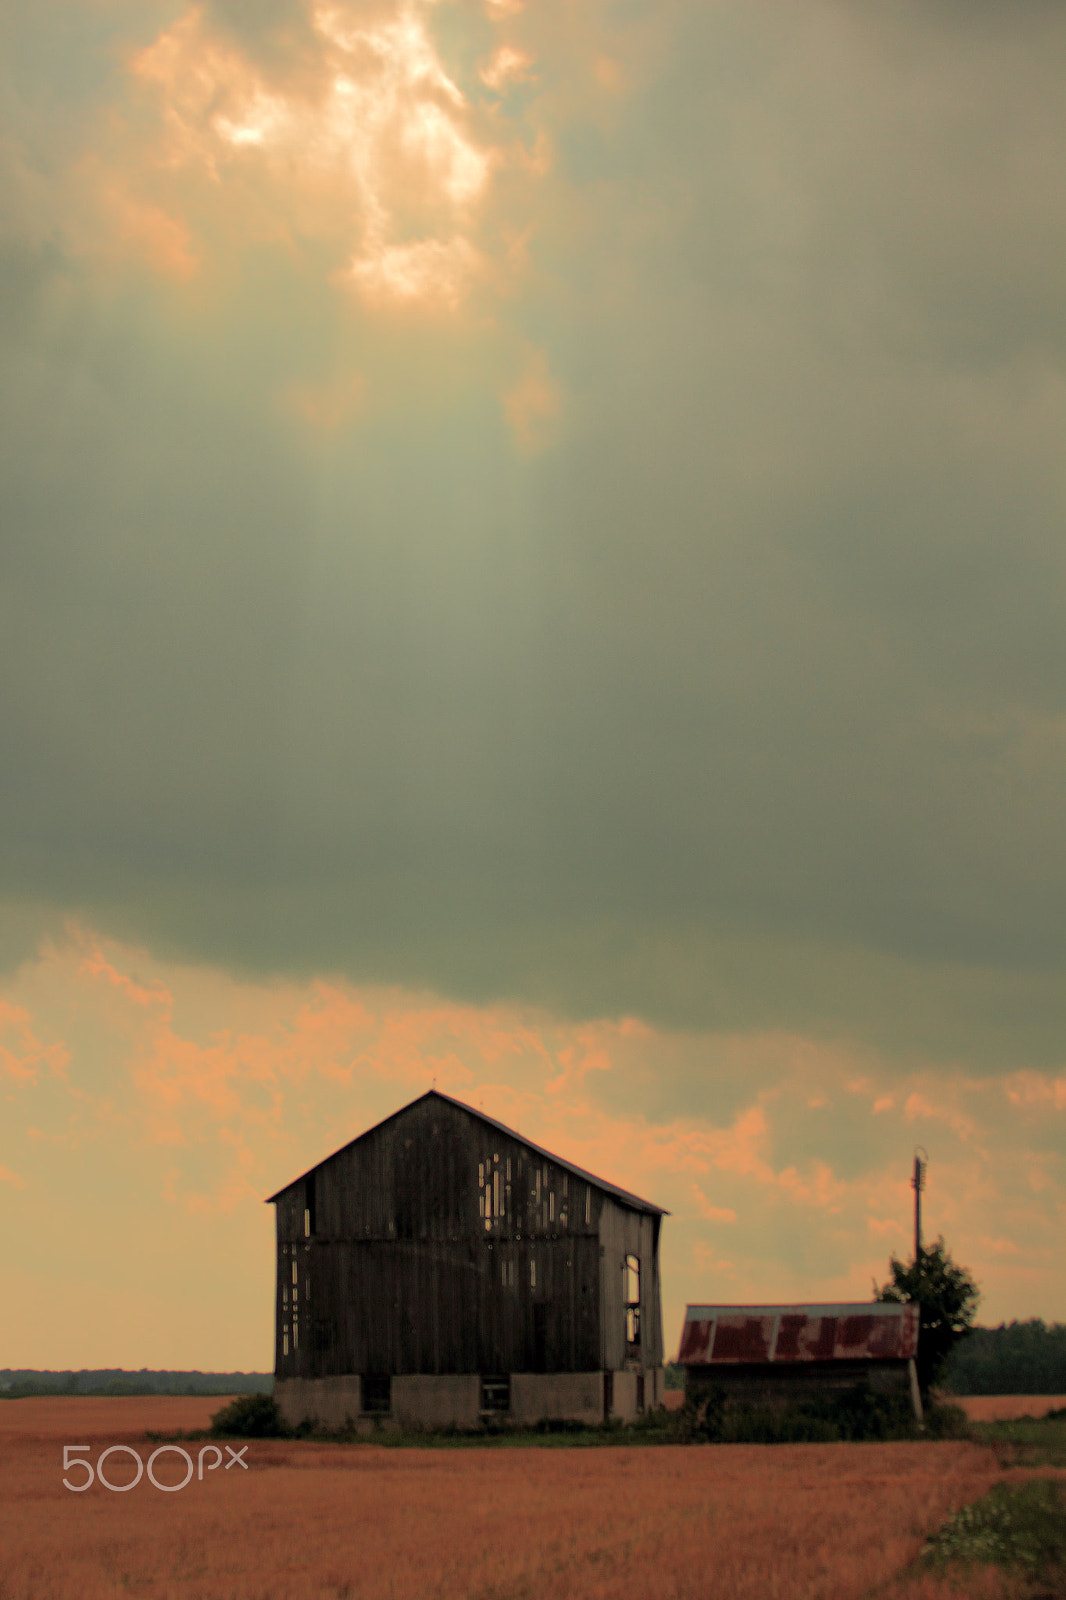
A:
[124, 0, 518, 307]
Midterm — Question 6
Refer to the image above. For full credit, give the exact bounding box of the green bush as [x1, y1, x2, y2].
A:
[922, 1480, 1066, 1587]
[877, 1238, 980, 1399]
[210, 1393, 287, 1437]
[677, 1382, 922, 1444]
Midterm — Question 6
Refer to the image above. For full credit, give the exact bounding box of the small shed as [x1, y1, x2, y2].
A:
[268, 1090, 668, 1430]
[677, 1301, 922, 1420]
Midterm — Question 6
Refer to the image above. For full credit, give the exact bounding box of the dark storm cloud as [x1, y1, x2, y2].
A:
[2, 0, 1066, 1071]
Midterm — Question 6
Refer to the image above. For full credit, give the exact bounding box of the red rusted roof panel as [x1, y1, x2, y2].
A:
[678, 1317, 713, 1364]
[711, 1315, 776, 1363]
[678, 1302, 919, 1364]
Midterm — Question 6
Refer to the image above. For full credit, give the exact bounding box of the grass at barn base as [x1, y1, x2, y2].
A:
[203, 1389, 971, 1448]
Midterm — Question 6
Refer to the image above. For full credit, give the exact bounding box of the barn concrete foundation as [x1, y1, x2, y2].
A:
[276, 1368, 667, 1432]
[511, 1372, 602, 1425]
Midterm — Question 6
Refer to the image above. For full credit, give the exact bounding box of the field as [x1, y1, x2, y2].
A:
[951, 1395, 1066, 1423]
[0, 1398, 1062, 1600]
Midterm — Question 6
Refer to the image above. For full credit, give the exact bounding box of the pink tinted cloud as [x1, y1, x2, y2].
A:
[0, 999, 69, 1084]
[501, 345, 563, 454]
[3, 924, 1065, 1324]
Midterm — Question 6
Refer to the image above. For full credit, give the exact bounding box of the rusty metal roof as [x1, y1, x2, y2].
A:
[677, 1301, 919, 1364]
[267, 1089, 668, 1215]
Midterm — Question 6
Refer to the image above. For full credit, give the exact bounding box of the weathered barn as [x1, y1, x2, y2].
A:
[268, 1090, 667, 1430]
[677, 1301, 922, 1420]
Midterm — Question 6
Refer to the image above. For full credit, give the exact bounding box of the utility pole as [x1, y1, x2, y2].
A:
[912, 1147, 927, 1263]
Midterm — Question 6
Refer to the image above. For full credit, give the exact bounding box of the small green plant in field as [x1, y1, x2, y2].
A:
[210, 1393, 287, 1437]
[921, 1480, 1066, 1588]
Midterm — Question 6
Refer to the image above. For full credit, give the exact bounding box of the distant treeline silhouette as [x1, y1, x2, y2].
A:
[0, 1369, 273, 1398]
[940, 1321, 1066, 1395]
[4, 1322, 1062, 1399]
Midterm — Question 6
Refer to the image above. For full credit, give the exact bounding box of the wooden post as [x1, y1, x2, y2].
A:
[908, 1357, 924, 1426]
[911, 1150, 926, 1262]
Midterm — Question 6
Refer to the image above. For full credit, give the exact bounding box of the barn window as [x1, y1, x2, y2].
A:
[292, 1260, 298, 1286]
[480, 1376, 510, 1414]
[625, 1255, 641, 1349]
[548, 1192, 555, 1223]
[529, 1258, 537, 1289]
[304, 1171, 316, 1237]
[480, 1154, 505, 1228]
[361, 1375, 391, 1415]
[585, 1188, 591, 1226]
[282, 1332, 289, 1356]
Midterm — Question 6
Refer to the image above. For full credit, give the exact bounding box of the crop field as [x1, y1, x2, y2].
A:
[0, 1399, 1061, 1600]
[953, 1395, 1066, 1423]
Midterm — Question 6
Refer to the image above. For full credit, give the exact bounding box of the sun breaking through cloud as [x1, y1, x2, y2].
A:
[124, 0, 525, 308]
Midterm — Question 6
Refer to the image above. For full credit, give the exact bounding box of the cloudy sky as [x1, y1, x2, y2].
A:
[2, 0, 1064, 1370]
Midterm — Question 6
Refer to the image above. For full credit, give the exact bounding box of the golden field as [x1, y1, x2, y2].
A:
[0, 1398, 1058, 1600]
[949, 1394, 1066, 1422]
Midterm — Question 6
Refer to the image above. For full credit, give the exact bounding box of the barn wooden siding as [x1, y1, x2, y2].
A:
[271, 1092, 665, 1381]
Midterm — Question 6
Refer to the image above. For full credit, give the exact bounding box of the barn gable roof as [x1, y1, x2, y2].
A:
[266, 1088, 667, 1215]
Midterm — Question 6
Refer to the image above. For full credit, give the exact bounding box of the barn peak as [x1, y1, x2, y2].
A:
[267, 1087, 667, 1216]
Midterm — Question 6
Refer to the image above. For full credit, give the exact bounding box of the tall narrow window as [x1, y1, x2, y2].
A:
[625, 1255, 641, 1350]
[585, 1187, 592, 1226]
[304, 1171, 316, 1237]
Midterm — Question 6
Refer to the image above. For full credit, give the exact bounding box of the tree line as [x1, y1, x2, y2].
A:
[0, 1369, 273, 1398]
[940, 1321, 1066, 1396]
